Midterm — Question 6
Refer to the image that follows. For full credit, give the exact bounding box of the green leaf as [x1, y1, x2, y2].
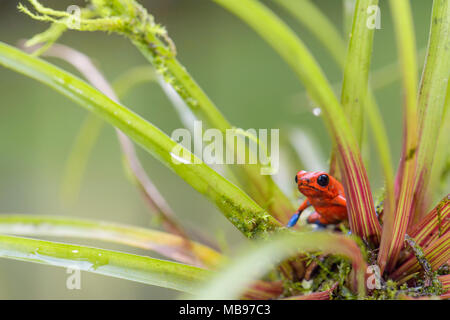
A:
[378, 0, 420, 274]
[0, 41, 280, 238]
[412, 0, 450, 222]
[340, 0, 378, 146]
[0, 234, 210, 293]
[190, 231, 367, 299]
[0, 214, 223, 268]
[429, 85, 450, 204]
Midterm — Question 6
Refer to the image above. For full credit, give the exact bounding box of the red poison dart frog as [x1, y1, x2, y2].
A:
[287, 171, 348, 227]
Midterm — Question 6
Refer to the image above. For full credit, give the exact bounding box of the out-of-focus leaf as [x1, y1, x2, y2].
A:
[59, 65, 157, 206]
[288, 129, 327, 172]
[0, 234, 210, 293]
[241, 280, 284, 300]
[190, 232, 367, 300]
[0, 215, 223, 268]
[272, 0, 347, 68]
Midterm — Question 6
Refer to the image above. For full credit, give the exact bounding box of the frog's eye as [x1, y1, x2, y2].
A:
[295, 175, 298, 184]
[317, 174, 329, 187]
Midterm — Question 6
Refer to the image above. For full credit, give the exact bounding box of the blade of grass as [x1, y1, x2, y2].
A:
[0, 214, 223, 268]
[189, 231, 367, 299]
[0, 42, 281, 238]
[378, 0, 419, 274]
[213, 0, 381, 242]
[413, 0, 450, 222]
[0, 234, 211, 293]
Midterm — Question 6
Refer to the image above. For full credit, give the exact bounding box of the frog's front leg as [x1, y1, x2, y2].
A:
[287, 199, 310, 227]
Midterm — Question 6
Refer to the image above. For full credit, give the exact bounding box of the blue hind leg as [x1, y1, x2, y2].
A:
[287, 213, 300, 228]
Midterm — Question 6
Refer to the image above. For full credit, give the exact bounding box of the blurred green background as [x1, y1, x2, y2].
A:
[0, 0, 434, 299]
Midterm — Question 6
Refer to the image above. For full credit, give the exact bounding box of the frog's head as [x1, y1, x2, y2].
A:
[295, 170, 337, 198]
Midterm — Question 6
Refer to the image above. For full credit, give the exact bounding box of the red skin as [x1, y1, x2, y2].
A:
[295, 171, 347, 225]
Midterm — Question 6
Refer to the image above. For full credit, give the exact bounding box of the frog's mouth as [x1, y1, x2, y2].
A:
[298, 184, 322, 193]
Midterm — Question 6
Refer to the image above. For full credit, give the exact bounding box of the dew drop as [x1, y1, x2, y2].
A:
[312, 108, 322, 116]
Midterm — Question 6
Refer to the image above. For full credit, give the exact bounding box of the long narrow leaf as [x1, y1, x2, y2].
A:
[0, 42, 280, 238]
[378, 0, 419, 273]
[0, 234, 210, 293]
[0, 214, 222, 268]
[429, 86, 450, 204]
[340, 0, 378, 146]
[412, 0, 450, 222]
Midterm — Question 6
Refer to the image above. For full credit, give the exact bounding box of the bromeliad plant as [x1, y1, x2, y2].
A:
[0, 0, 448, 299]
